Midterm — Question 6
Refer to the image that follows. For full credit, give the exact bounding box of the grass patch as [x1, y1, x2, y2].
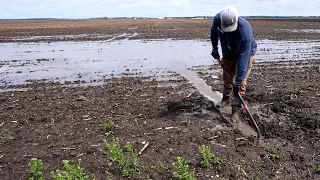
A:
[29, 158, 44, 180]
[101, 138, 140, 178]
[172, 157, 196, 180]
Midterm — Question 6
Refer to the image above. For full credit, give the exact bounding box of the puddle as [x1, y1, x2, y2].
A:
[0, 39, 319, 87]
[175, 69, 222, 104]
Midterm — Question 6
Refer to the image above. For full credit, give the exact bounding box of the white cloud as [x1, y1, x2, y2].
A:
[0, 0, 319, 19]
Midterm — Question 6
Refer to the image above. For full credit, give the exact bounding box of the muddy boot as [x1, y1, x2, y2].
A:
[215, 96, 230, 108]
[215, 86, 232, 108]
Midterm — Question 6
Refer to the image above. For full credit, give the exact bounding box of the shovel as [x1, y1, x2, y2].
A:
[216, 59, 262, 138]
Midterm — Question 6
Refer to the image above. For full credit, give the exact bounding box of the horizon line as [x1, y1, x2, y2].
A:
[1, 15, 320, 20]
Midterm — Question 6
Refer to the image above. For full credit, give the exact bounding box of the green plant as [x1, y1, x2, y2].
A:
[264, 144, 284, 160]
[233, 120, 237, 129]
[182, 119, 191, 126]
[198, 145, 213, 169]
[51, 160, 92, 180]
[150, 164, 169, 171]
[29, 158, 44, 180]
[0, 129, 15, 144]
[51, 119, 59, 135]
[172, 157, 196, 180]
[256, 167, 263, 177]
[315, 164, 320, 174]
[125, 143, 140, 176]
[99, 120, 115, 132]
[48, 143, 58, 148]
[134, 119, 139, 126]
[101, 138, 140, 178]
[198, 145, 224, 170]
[145, 163, 169, 179]
[213, 155, 224, 170]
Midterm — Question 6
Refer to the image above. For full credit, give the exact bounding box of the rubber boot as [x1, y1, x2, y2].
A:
[215, 86, 232, 108]
[215, 96, 230, 108]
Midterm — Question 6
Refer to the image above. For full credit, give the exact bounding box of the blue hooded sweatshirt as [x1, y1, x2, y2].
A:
[210, 13, 257, 87]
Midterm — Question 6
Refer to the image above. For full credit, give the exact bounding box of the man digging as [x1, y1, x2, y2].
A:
[210, 6, 257, 123]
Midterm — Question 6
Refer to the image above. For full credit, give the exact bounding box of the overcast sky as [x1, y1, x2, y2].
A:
[1, 0, 319, 19]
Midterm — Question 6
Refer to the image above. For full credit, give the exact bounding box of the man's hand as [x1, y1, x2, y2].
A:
[211, 49, 223, 65]
[211, 49, 219, 59]
[217, 58, 223, 65]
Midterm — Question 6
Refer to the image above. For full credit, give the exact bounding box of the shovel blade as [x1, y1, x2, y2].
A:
[219, 106, 259, 137]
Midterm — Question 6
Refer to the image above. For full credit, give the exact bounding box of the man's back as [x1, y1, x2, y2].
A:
[211, 13, 257, 60]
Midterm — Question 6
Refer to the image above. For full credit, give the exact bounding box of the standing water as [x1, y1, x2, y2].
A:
[175, 69, 223, 105]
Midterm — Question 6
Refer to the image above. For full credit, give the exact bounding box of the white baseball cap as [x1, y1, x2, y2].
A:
[220, 6, 239, 32]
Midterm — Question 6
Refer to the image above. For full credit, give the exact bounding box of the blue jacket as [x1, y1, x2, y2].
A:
[211, 13, 257, 87]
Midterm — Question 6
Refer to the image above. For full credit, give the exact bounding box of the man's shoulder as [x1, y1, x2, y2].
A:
[238, 18, 252, 30]
[238, 17, 253, 39]
[213, 13, 221, 25]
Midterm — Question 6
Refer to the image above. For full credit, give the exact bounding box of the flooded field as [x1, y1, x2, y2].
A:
[0, 19, 319, 180]
[1, 39, 319, 89]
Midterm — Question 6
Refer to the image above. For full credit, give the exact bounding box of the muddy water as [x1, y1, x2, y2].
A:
[1, 39, 319, 87]
[175, 69, 222, 104]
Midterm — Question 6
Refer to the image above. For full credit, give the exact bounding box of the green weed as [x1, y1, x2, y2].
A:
[51, 160, 92, 180]
[233, 120, 237, 129]
[198, 145, 224, 170]
[51, 119, 59, 135]
[99, 120, 115, 132]
[182, 119, 191, 126]
[264, 144, 284, 160]
[213, 155, 224, 170]
[101, 138, 140, 178]
[145, 163, 169, 179]
[315, 164, 320, 174]
[48, 143, 58, 148]
[172, 157, 196, 180]
[198, 145, 213, 169]
[29, 158, 44, 180]
[150, 164, 169, 171]
[255, 167, 263, 178]
[0, 129, 15, 144]
[134, 119, 139, 126]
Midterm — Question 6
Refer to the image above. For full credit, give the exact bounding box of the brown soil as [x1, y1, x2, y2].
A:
[0, 19, 319, 180]
[1, 18, 320, 43]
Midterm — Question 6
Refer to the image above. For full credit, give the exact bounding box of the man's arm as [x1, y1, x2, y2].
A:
[235, 40, 251, 87]
[210, 18, 220, 59]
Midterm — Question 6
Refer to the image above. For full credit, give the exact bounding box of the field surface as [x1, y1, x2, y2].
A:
[0, 19, 319, 180]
